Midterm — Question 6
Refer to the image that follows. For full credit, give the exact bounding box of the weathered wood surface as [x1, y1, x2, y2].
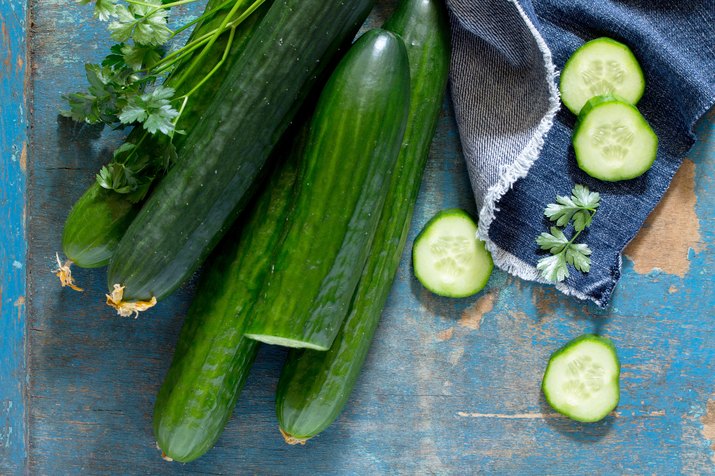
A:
[1, 0, 713, 473]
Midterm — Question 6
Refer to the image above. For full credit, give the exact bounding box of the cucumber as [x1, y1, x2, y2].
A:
[276, 0, 450, 443]
[106, 0, 377, 314]
[61, 0, 271, 269]
[573, 95, 658, 182]
[412, 209, 493, 298]
[560, 37, 645, 115]
[244, 29, 411, 351]
[152, 129, 305, 463]
[542, 334, 620, 423]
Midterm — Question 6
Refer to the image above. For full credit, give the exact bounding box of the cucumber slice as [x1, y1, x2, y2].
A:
[542, 334, 620, 423]
[573, 95, 657, 181]
[412, 209, 493, 298]
[560, 37, 645, 115]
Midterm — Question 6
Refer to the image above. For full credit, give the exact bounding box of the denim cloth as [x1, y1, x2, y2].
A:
[447, 0, 715, 306]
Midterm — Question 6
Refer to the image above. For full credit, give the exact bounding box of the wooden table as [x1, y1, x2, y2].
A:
[2, 0, 714, 473]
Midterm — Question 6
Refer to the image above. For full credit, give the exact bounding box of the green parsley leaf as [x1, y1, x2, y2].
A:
[109, 0, 172, 46]
[78, 0, 117, 21]
[118, 86, 179, 135]
[536, 254, 569, 283]
[536, 184, 600, 282]
[544, 184, 600, 232]
[121, 43, 163, 71]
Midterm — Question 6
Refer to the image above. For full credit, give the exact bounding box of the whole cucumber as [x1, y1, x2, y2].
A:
[106, 0, 376, 312]
[152, 130, 305, 462]
[244, 28, 411, 351]
[276, 0, 451, 442]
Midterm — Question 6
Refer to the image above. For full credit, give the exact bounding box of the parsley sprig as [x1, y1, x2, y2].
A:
[536, 185, 600, 282]
[62, 0, 265, 199]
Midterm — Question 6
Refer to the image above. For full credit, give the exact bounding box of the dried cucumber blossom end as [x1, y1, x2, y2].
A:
[279, 427, 309, 446]
[54, 253, 84, 292]
[106, 283, 157, 318]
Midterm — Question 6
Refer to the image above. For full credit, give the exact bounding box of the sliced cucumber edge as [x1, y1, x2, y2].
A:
[541, 334, 621, 423]
[412, 208, 494, 299]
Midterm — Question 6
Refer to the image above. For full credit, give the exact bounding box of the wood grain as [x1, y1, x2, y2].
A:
[13, 0, 715, 473]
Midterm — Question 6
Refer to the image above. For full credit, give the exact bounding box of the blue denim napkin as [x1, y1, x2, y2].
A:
[447, 0, 715, 306]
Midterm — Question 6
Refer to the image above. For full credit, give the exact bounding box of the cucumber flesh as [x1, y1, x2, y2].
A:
[542, 334, 620, 423]
[573, 95, 657, 182]
[412, 209, 492, 298]
[560, 37, 645, 115]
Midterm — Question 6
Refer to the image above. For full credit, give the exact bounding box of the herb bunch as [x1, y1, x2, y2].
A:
[62, 0, 265, 199]
[536, 184, 600, 283]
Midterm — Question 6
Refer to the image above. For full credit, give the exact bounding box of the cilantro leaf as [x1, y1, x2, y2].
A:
[536, 227, 569, 254]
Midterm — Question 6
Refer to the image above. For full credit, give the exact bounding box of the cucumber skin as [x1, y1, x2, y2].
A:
[245, 29, 411, 351]
[152, 139, 304, 462]
[541, 334, 621, 423]
[61, 0, 269, 268]
[62, 183, 139, 268]
[412, 208, 493, 298]
[560, 37, 645, 115]
[276, 0, 450, 440]
[107, 0, 377, 303]
[573, 95, 658, 182]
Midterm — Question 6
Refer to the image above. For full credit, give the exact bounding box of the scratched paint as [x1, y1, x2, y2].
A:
[0, 0, 28, 473]
[18, 1, 715, 474]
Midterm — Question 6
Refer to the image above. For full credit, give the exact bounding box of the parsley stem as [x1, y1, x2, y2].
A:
[178, 25, 236, 101]
[171, 0, 235, 38]
[124, 0, 201, 10]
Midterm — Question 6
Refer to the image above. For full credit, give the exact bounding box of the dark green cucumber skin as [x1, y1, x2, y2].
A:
[107, 0, 376, 302]
[276, 0, 450, 439]
[61, 0, 270, 268]
[245, 29, 411, 351]
[152, 133, 304, 462]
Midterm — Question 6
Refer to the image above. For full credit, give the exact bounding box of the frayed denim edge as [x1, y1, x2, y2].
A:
[474, 1, 604, 305]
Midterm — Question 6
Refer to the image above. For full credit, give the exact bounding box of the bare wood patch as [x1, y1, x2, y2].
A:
[702, 397, 715, 463]
[459, 289, 498, 330]
[625, 160, 704, 276]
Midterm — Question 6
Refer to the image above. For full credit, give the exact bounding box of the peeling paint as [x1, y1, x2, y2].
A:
[19, 142, 26, 172]
[459, 290, 498, 330]
[668, 285, 678, 294]
[702, 397, 715, 463]
[436, 327, 454, 341]
[625, 160, 704, 276]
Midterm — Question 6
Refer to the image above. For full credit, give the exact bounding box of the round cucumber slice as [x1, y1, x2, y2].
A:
[560, 37, 645, 115]
[412, 209, 493, 298]
[542, 334, 620, 423]
[573, 95, 657, 182]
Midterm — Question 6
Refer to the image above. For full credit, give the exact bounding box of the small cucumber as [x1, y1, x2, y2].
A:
[542, 334, 621, 423]
[276, 0, 451, 443]
[560, 37, 645, 115]
[244, 29, 411, 351]
[412, 209, 493, 298]
[61, 0, 271, 269]
[573, 95, 658, 182]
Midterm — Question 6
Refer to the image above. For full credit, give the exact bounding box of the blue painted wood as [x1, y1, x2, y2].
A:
[0, 0, 28, 473]
[14, 0, 715, 473]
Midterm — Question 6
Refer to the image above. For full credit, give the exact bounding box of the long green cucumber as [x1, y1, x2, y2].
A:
[61, 0, 271, 269]
[152, 129, 306, 463]
[276, 0, 451, 442]
[244, 29, 411, 351]
[106, 0, 376, 314]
